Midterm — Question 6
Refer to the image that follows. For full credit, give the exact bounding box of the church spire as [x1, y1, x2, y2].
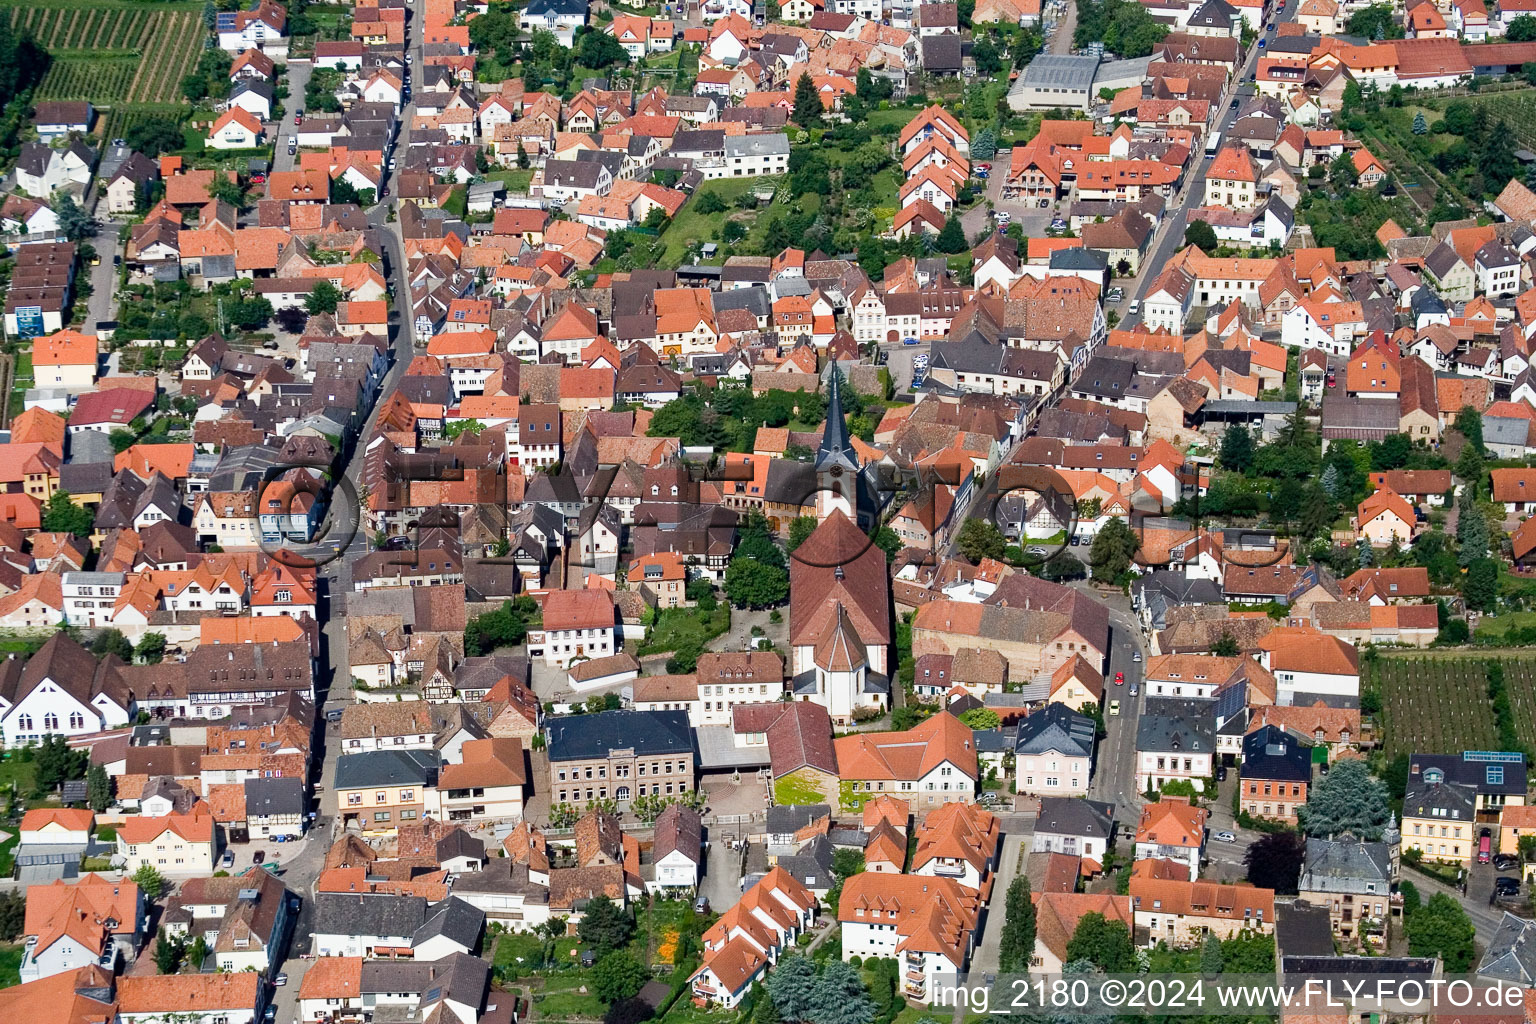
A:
[816, 360, 858, 473]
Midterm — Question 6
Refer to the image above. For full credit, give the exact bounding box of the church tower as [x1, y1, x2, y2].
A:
[815, 362, 862, 524]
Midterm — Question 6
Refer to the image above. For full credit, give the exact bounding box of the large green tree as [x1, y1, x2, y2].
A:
[793, 72, 822, 127]
[1244, 830, 1306, 894]
[1065, 912, 1134, 972]
[957, 518, 1006, 563]
[810, 960, 875, 1024]
[1405, 892, 1476, 970]
[1219, 424, 1255, 473]
[42, 491, 93, 538]
[766, 954, 819, 1022]
[593, 952, 647, 1004]
[724, 558, 789, 608]
[577, 895, 632, 955]
[1089, 517, 1139, 582]
[1299, 758, 1391, 839]
[998, 875, 1036, 972]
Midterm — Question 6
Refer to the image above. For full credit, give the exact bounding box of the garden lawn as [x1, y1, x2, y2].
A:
[0, 944, 21, 989]
[637, 605, 731, 656]
[0, 755, 37, 797]
[487, 169, 535, 193]
[1475, 611, 1536, 639]
[657, 177, 766, 267]
[659, 1003, 734, 1024]
[533, 973, 607, 1021]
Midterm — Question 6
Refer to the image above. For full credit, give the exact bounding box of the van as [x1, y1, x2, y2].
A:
[1479, 832, 1493, 864]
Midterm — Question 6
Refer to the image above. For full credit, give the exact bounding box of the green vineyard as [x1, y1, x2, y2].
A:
[1367, 653, 1536, 757]
[21, 5, 205, 105]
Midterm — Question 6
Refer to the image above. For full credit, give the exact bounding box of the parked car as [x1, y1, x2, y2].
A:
[326, 707, 344, 722]
[1132, 650, 1142, 662]
[580, 948, 598, 967]
[221, 849, 235, 868]
[1496, 876, 1522, 896]
[902, 336, 919, 345]
[1494, 853, 1520, 871]
[1114, 671, 1125, 685]
[1108, 700, 1120, 716]
[693, 896, 710, 914]
[1106, 286, 1124, 302]
[294, 110, 304, 125]
[252, 850, 266, 864]
[974, 169, 989, 179]
[274, 973, 288, 987]
[264, 1009, 276, 1024]
[976, 162, 992, 172]
[1128, 683, 1139, 696]
[112, 137, 126, 147]
[1128, 299, 1140, 316]
[1214, 831, 1237, 843]
[1216, 765, 1228, 781]
[1049, 217, 1067, 231]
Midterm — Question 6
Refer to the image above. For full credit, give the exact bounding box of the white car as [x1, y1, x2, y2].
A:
[1213, 831, 1237, 843]
[1108, 700, 1121, 716]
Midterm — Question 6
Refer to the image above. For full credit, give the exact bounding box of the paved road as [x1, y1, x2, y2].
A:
[1124, 0, 1298, 327]
[1084, 590, 1150, 827]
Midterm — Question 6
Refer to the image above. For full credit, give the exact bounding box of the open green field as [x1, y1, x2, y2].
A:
[1367, 653, 1536, 757]
[636, 604, 731, 657]
[18, 3, 206, 106]
[657, 177, 773, 267]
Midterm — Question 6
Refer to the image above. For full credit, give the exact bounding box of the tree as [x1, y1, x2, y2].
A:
[133, 632, 167, 665]
[959, 707, 1001, 730]
[1218, 424, 1255, 473]
[43, 491, 94, 538]
[1347, 3, 1404, 38]
[135, 864, 169, 902]
[53, 192, 95, 243]
[957, 518, 1006, 563]
[998, 875, 1036, 973]
[1213, 631, 1239, 658]
[766, 954, 819, 1022]
[207, 176, 245, 209]
[1455, 405, 1486, 455]
[1299, 758, 1391, 839]
[0, 891, 24, 942]
[188, 935, 209, 970]
[577, 28, 629, 68]
[935, 215, 969, 254]
[782, 516, 816, 550]
[34, 734, 85, 793]
[86, 762, 112, 813]
[593, 951, 647, 1004]
[1399, 879, 1422, 917]
[1465, 557, 1500, 612]
[724, 558, 789, 608]
[306, 279, 343, 316]
[810, 960, 876, 1024]
[1184, 218, 1219, 252]
[1065, 912, 1135, 972]
[1089, 517, 1139, 582]
[1244, 830, 1306, 894]
[577, 896, 633, 955]
[793, 72, 822, 127]
[1042, 551, 1085, 581]
[181, 71, 210, 103]
[1200, 933, 1224, 975]
[153, 927, 184, 974]
[1510, 13, 1536, 39]
[229, 296, 273, 331]
[1405, 892, 1476, 970]
[274, 306, 309, 333]
[109, 428, 138, 454]
[92, 629, 135, 662]
[972, 35, 1002, 75]
[972, 125, 997, 160]
[1329, 152, 1359, 192]
[125, 117, 185, 158]
[464, 596, 539, 656]
[1413, 110, 1428, 135]
[1457, 497, 1489, 567]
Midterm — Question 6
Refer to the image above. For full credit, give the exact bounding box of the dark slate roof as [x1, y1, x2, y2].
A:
[1035, 796, 1114, 840]
[1478, 913, 1536, 985]
[332, 748, 440, 789]
[1135, 697, 1215, 754]
[1410, 751, 1527, 796]
[1240, 724, 1312, 783]
[244, 776, 305, 817]
[1014, 703, 1096, 758]
[766, 803, 830, 834]
[545, 709, 692, 762]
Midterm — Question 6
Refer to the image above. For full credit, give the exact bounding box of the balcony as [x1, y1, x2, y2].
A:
[931, 862, 967, 878]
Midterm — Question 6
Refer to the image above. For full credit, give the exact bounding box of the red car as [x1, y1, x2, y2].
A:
[977, 162, 992, 172]
[294, 111, 304, 125]
[1114, 671, 1125, 685]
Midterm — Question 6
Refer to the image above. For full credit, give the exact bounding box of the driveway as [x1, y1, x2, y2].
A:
[272, 59, 314, 173]
[968, 825, 1033, 978]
